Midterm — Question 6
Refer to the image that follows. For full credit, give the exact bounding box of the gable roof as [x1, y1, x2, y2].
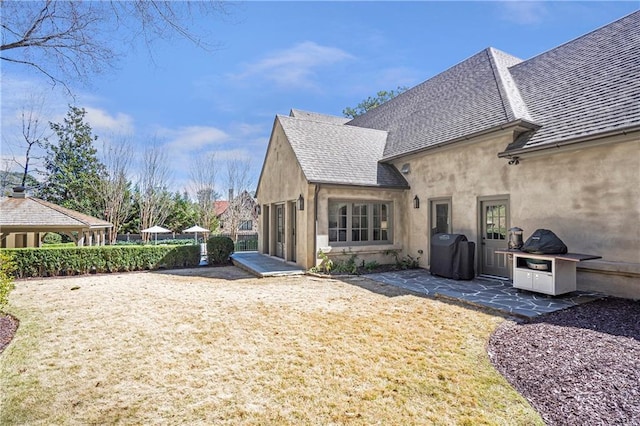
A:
[289, 109, 351, 125]
[348, 47, 533, 160]
[278, 114, 408, 188]
[347, 11, 639, 160]
[0, 196, 112, 229]
[505, 11, 640, 151]
[213, 200, 229, 216]
[262, 12, 638, 191]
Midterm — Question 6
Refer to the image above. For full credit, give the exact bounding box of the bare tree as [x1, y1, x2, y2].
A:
[1, 1, 231, 91]
[189, 153, 219, 232]
[0, 95, 49, 191]
[99, 138, 133, 244]
[223, 159, 255, 242]
[137, 145, 173, 242]
[16, 98, 49, 188]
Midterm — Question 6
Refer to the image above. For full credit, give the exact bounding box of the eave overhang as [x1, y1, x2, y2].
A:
[498, 125, 640, 160]
[381, 119, 541, 163]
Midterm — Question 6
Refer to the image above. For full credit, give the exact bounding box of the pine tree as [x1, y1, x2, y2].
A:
[39, 106, 107, 217]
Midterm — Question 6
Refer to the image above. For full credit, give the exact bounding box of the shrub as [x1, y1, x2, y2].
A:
[206, 236, 234, 265]
[0, 251, 16, 310]
[4, 245, 200, 278]
[42, 232, 62, 245]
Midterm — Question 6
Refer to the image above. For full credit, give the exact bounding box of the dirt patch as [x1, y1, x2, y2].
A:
[488, 297, 640, 425]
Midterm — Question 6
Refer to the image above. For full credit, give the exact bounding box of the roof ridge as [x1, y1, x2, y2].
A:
[486, 47, 532, 122]
[30, 197, 111, 227]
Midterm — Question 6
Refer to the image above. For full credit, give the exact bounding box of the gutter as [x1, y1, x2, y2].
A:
[381, 119, 540, 162]
[498, 126, 640, 158]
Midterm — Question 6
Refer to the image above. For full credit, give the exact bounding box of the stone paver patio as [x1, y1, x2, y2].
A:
[230, 252, 603, 319]
[364, 269, 603, 319]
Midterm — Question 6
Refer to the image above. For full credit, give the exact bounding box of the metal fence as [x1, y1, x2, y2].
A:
[115, 233, 258, 252]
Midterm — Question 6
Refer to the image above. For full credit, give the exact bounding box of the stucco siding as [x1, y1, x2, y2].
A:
[315, 185, 408, 267]
[394, 131, 639, 297]
[256, 120, 313, 267]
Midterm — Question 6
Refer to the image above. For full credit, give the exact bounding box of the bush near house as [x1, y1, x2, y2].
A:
[207, 236, 234, 265]
[4, 245, 200, 278]
[0, 251, 16, 310]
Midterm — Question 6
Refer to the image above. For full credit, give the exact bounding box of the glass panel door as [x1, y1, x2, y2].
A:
[430, 199, 451, 239]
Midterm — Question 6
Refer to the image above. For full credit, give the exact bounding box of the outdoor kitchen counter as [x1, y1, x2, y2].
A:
[496, 249, 602, 296]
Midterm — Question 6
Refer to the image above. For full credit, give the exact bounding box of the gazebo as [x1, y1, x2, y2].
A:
[0, 187, 113, 248]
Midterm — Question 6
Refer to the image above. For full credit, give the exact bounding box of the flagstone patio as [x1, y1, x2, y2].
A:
[230, 252, 603, 319]
[364, 269, 603, 319]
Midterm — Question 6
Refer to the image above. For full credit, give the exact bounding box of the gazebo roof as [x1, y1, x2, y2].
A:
[0, 193, 112, 232]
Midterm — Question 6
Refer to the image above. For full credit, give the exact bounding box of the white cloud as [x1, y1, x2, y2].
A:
[158, 126, 229, 151]
[84, 107, 135, 135]
[231, 41, 354, 89]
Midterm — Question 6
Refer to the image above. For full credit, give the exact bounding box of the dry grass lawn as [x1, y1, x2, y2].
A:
[0, 267, 542, 425]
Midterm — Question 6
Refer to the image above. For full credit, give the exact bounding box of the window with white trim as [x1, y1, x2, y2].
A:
[328, 201, 392, 245]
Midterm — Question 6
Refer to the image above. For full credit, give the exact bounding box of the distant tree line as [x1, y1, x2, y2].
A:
[4, 104, 254, 245]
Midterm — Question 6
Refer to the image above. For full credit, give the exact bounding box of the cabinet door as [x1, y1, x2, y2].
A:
[514, 269, 533, 290]
[533, 272, 554, 294]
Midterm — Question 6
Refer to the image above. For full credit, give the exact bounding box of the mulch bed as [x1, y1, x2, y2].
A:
[488, 297, 640, 425]
[0, 313, 19, 354]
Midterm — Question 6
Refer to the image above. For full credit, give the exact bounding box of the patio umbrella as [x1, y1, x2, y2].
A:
[183, 225, 210, 243]
[141, 225, 172, 244]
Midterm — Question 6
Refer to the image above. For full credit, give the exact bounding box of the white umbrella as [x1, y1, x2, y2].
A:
[183, 225, 210, 243]
[141, 225, 172, 244]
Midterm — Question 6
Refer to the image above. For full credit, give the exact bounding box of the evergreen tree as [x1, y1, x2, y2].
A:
[39, 106, 107, 217]
[343, 87, 408, 119]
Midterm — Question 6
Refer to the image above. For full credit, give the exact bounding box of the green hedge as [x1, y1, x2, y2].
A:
[207, 236, 235, 265]
[3, 245, 201, 278]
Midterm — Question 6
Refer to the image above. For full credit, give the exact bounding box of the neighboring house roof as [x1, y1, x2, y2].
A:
[214, 200, 229, 217]
[278, 114, 409, 188]
[0, 196, 112, 230]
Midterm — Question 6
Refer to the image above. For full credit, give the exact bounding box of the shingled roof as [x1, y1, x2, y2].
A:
[0, 195, 112, 230]
[278, 114, 408, 188]
[347, 11, 639, 160]
[264, 12, 638, 190]
[348, 47, 533, 160]
[504, 11, 640, 152]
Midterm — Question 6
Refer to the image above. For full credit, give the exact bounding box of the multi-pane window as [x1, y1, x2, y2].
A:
[239, 220, 253, 231]
[329, 201, 391, 245]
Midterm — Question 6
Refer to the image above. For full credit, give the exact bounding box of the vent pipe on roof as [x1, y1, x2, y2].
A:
[12, 186, 26, 198]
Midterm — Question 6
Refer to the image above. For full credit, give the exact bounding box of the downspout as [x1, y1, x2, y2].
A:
[313, 184, 320, 268]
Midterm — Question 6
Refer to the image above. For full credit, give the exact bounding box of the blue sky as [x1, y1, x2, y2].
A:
[1, 1, 637, 197]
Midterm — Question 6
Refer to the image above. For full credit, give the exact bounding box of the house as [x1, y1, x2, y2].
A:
[214, 190, 259, 241]
[0, 187, 113, 248]
[255, 12, 640, 299]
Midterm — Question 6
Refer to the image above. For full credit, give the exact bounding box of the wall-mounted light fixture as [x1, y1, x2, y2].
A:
[401, 163, 411, 174]
[298, 194, 305, 211]
[256, 205, 262, 215]
[413, 195, 420, 209]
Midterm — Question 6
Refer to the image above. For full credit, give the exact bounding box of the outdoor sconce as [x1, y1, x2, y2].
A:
[413, 195, 420, 209]
[256, 205, 261, 215]
[298, 194, 305, 211]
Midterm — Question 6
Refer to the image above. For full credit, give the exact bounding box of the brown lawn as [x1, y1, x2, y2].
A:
[0, 267, 542, 425]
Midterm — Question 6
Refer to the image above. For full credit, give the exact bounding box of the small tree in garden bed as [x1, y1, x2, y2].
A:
[207, 236, 234, 265]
